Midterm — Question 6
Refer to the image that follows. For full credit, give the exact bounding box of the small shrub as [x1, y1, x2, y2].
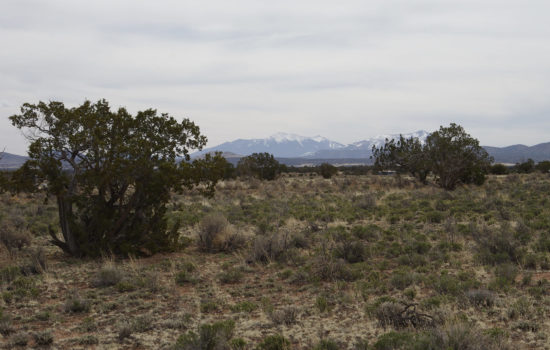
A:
[78, 335, 99, 345]
[201, 299, 220, 313]
[230, 301, 258, 313]
[79, 317, 97, 332]
[269, 306, 298, 326]
[116, 280, 137, 293]
[465, 289, 495, 308]
[257, 334, 292, 350]
[313, 339, 340, 350]
[174, 319, 235, 350]
[0, 224, 30, 254]
[390, 271, 414, 290]
[175, 270, 198, 285]
[334, 239, 368, 263]
[375, 302, 433, 329]
[419, 322, 511, 350]
[116, 315, 153, 340]
[64, 292, 91, 313]
[132, 314, 154, 333]
[318, 163, 338, 179]
[218, 268, 244, 284]
[353, 338, 369, 350]
[248, 232, 290, 264]
[11, 276, 40, 300]
[315, 295, 332, 313]
[475, 225, 525, 265]
[9, 332, 30, 347]
[0, 309, 14, 336]
[198, 213, 245, 253]
[33, 330, 54, 346]
[92, 266, 123, 287]
[0, 265, 21, 284]
[35, 310, 52, 321]
[373, 331, 413, 350]
[198, 213, 229, 252]
[117, 320, 133, 341]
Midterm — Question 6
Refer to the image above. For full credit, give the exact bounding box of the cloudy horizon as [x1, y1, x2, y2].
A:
[2, 0, 550, 155]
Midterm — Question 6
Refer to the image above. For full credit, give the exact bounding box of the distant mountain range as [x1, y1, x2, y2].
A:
[193, 131, 550, 165]
[0, 152, 28, 169]
[194, 131, 430, 159]
[2, 131, 550, 168]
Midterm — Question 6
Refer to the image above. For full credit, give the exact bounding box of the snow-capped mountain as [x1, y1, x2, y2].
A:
[193, 132, 345, 158]
[305, 130, 430, 159]
[349, 130, 430, 150]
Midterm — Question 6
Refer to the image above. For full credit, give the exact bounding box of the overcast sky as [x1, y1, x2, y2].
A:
[1, 0, 550, 155]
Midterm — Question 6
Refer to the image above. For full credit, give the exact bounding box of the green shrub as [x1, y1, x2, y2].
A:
[257, 334, 292, 350]
[0, 265, 21, 284]
[374, 331, 413, 350]
[315, 295, 332, 313]
[174, 320, 235, 350]
[0, 309, 14, 336]
[64, 292, 91, 313]
[390, 270, 415, 290]
[474, 225, 525, 265]
[318, 163, 338, 179]
[218, 268, 244, 284]
[313, 339, 340, 350]
[230, 301, 258, 313]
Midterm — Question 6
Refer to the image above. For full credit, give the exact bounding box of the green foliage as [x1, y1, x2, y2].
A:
[230, 301, 258, 313]
[64, 292, 91, 313]
[33, 330, 54, 346]
[374, 331, 413, 350]
[490, 163, 508, 175]
[535, 160, 550, 173]
[174, 320, 235, 350]
[9, 99, 224, 257]
[236, 152, 281, 180]
[372, 134, 430, 183]
[313, 339, 340, 350]
[257, 334, 292, 350]
[425, 123, 492, 190]
[514, 159, 535, 174]
[372, 123, 492, 190]
[318, 163, 338, 179]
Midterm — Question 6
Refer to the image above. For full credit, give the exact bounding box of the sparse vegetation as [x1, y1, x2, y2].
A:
[0, 172, 549, 348]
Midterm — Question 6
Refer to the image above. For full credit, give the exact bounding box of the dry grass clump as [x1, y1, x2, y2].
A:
[269, 306, 299, 326]
[63, 291, 91, 313]
[375, 301, 434, 329]
[0, 309, 14, 336]
[0, 223, 30, 255]
[92, 264, 124, 287]
[173, 319, 235, 350]
[198, 213, 246, 252]
[465, 289, 495, 308]
[422, 322, 511, 350]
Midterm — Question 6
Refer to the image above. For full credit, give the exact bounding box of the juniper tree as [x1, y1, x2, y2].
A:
[9, 99, 225, 257]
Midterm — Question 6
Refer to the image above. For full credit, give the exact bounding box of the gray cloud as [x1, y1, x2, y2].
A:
[1, 0, 550, 155]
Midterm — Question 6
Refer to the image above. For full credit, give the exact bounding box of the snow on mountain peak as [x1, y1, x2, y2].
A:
[269, 132, 308, 143]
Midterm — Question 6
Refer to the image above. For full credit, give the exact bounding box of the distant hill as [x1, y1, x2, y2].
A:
[0, 152, 28, 169]
[483, 142, 550, 163]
